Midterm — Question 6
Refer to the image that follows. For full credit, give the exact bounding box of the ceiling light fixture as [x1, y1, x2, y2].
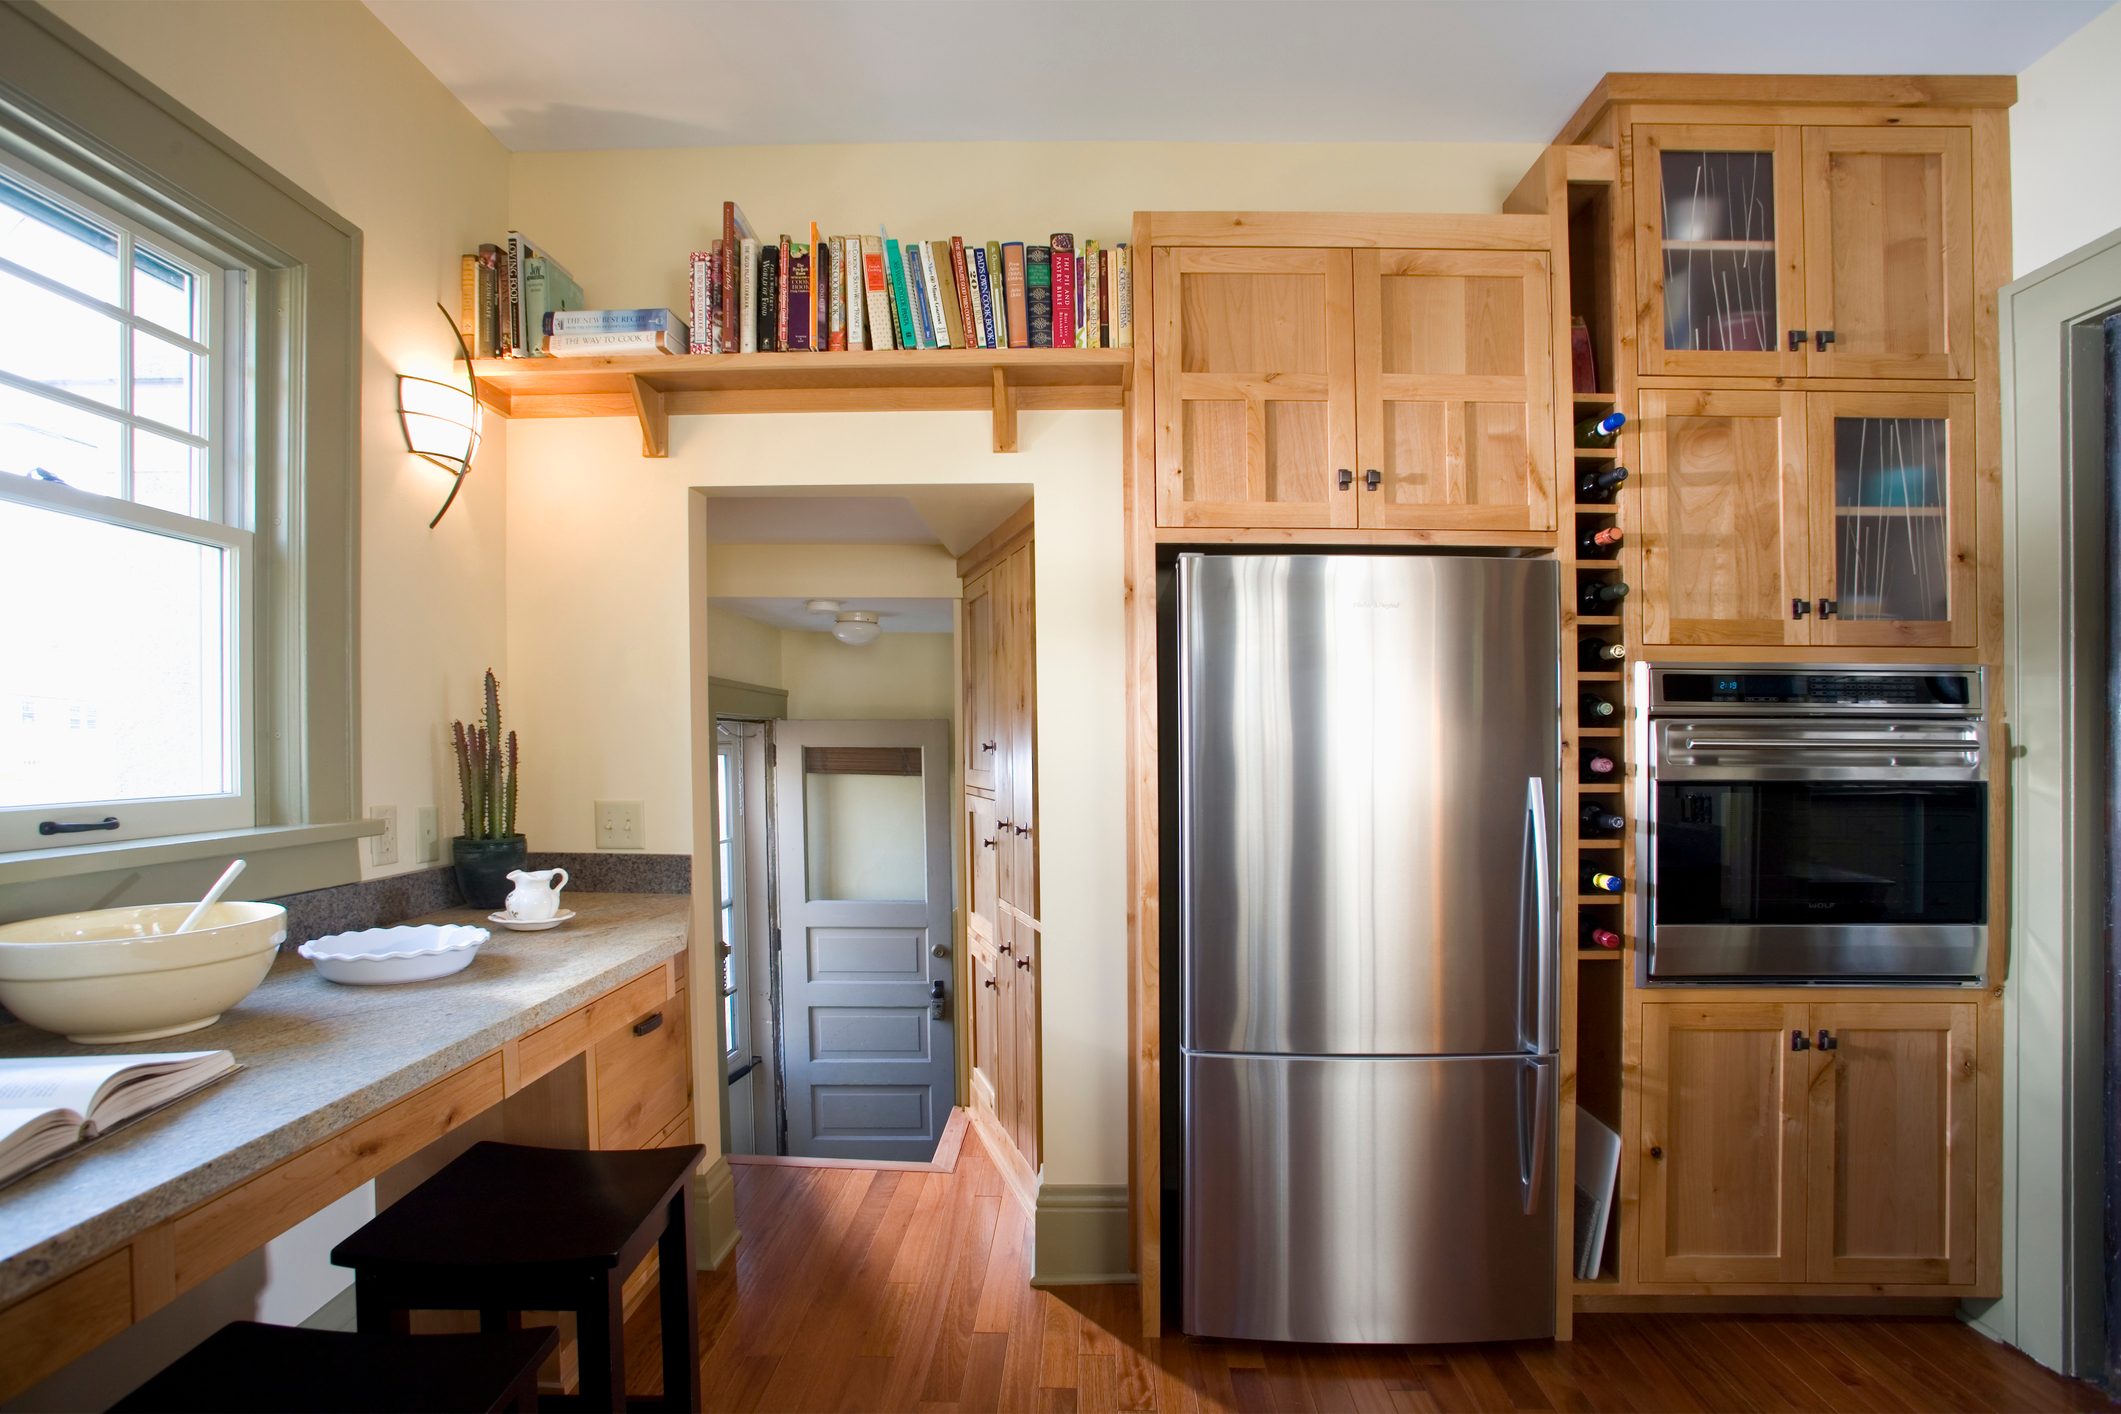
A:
[400, 302, 486, 528]
[806, 599, 883, 647]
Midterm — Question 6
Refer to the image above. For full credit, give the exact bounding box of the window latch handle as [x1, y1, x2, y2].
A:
[39, 816, 120, 836]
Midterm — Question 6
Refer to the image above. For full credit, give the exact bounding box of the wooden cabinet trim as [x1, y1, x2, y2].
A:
[0, 1248, 132, 1403]
[591, 987, 693, 1151]
[514, 965, 673, 1093]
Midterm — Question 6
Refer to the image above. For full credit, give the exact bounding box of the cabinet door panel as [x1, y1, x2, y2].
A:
[1355, 249, 1554, 530]
[1639, 1002, 1809, 1285]
[971, 943, 1000, 1116]
[1004, 545, 1037, 917]
[1010, 922, 1040, 1168]
[1806, 1004, 1977, 1286]
[1154, 247, 1356, 528]
[1633, 125, 1805, 378]
[962, 569, 998, 794]
[1640, 389, 1810, 645]
[1803, 128, 1973, 379]
[967, 793, 998, 946]
[993, 911, 1019, 1140]
[1806, 390, 1976, 648]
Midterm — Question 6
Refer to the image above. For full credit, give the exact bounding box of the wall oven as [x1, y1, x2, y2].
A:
[1638, 665, 1987, 984]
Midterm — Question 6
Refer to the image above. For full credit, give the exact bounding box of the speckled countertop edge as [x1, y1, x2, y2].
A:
[0, 893, 690, 1307]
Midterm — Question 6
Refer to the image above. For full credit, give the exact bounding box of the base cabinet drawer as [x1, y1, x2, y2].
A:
[593, 988, 691, 1150]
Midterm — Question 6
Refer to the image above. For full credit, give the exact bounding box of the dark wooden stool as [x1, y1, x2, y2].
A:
[331, 1141, 705, 1414]
[110, 1320, 557, 1412]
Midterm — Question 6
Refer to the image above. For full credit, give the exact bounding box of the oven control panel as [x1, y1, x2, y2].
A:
[1649, 667, 1982, 715]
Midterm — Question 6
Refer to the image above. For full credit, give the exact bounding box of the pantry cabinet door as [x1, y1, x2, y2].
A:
[1639, 389, 1811, 645]
[971, 940, 1000, 1117]
[962, 567, 999, 794]
[1802, 127, 1974, 380]
[1638, 1002, 1810, 1285]
[1633, 125, 1806, 378]
[1002, 545, 1037, 919]
[1353, 249, 1555, 531]
[1009, 920, 1041, 1169]
[1153, 246, 1357, 528]
[1805, 390, 1976, 648]
[1806, 1004, 1978, 1287]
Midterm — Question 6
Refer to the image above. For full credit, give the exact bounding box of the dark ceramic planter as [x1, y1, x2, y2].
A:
[451, 835, 527, 910]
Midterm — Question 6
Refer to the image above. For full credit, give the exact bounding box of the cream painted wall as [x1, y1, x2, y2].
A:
[507, 140, 1542, 312]
[706, 605, 785, 689]
[2012, 3, 2121, 277]
[47, 0, 514, 879]
[780, 631, 953, 721]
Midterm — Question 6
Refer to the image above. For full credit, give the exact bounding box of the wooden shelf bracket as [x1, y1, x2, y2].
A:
[629, 375, 669, 458]
[991, 367, 1017, 454]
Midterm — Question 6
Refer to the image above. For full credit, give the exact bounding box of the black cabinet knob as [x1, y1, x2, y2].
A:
[1791, 1029, 1811, 1052]
[1337, 468, 1353, 490]
[1817, 1029, 1838, 1052]
[1649, 1145, 1664, 1160]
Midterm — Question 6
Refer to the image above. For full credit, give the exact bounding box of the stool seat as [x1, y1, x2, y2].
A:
[333, 1141, 701, 1275]
[110, 1321, 556, 1413]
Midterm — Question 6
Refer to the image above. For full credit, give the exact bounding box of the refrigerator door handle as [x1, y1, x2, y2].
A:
[1520, 775, 1556, 1056]
[1519, 1055, 1555, 1215]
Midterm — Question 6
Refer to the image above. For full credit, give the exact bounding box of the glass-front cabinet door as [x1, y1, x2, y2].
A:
[1351, 248, 1554, 531]
[1639, 389, 1810, 645]
[1802, 128, 1973, 379]
[1806, 391, 1975, 647]
[1152, 246, 1356, 528]
[1634, 125, 1805, 377]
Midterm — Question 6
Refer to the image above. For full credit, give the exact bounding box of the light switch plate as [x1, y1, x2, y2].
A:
[595, 800, 644, 850]
[414, 805, 439, 864]
[367, 805, 399, 867]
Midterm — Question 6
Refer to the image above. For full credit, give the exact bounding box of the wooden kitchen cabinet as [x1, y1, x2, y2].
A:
[1640, 388, 1975, 647]
[971, 936, 1001, 1116]
[1806, 1003, 1978, 1286]
[1008, 919, 1041, 1168]
[1634, 123, 1973, 382]
[1638, 1002, 1809, 1284]
[1353, 248, 1555, 531]
[966, 792, 998, 946]
[591, 986, 691, 1150]
[962, 566, 999, 794]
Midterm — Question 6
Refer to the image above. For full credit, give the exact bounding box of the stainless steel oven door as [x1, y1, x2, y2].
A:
[1645, 718, 1987, 983]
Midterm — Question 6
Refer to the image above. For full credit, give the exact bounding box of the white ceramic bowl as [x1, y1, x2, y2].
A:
[298, 924, 488, 985]
[0, 901, 286, 1043]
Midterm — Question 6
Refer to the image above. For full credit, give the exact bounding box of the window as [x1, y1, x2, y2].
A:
[0, 156, 252, 849]
[714, 730, 749, 1066]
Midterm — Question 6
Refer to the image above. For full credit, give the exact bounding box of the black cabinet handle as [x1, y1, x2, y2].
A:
[39, 816, 119, 836]
[632, 1012, 664, 1037]
[1016, 957, 1031, 971]
[1013, 824, 1031, 837]
[998, 943, 1012, 956]
[980, 740, 996, 753]
[1791, 598, 1812, 620]
[1337, 468, 1353, 490]
[1364, 469, 1382, 491]
[983, 978, 997, 990]
[981, 837, 998, 849]
[1818, 598, 1838, 619]
[1817, 1028, 1838, 1051]
[1788, 329, 1808, 352]
[1791, 1029, 1811, 1052]
[1815, 329, 1837, 352]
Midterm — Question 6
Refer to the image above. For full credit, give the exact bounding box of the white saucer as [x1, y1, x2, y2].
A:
[488, 909, 574, 932]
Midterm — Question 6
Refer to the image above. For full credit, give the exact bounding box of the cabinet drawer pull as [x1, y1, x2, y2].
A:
[632, 1012, 665, 1038]
[983, 978, 997, 990]
[1337, 468, 1353, 490]
[1787, 329, 1808, 352]
[1814, 329, 1837, 352]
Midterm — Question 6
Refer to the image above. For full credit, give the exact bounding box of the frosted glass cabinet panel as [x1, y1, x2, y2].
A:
[1807, 391, 1975, 648]
[1634, 125, 1804, 377]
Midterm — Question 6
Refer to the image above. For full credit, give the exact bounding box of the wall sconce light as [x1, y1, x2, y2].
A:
[400, 302, 485, 528]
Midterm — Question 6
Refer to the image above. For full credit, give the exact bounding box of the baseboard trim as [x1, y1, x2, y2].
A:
[1031, 1183, 1135, 1288]
[695, 1155, 739, 1270]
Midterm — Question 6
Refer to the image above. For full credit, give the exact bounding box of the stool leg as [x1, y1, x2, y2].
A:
[479, 1307, 522, 1334]
[658, 1189, 700, 1414]
[354, 1279, 410, 1336]
[577, 1275, 627, 1414]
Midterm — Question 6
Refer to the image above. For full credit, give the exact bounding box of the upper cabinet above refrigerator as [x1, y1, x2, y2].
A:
[1634, 124, 1976, 381]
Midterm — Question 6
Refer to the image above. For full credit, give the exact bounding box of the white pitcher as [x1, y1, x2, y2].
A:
[503, 867, 570, 921]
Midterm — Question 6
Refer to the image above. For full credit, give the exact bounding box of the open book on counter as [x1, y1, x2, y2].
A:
[0, 1050, 238, 1190]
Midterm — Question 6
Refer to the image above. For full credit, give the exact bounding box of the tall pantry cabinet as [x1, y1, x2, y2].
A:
[962, 524, 1040, 1181]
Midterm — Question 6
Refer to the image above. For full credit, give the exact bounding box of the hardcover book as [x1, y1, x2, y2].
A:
[971, 246, 997, 350]
[864, 234, 898, 350]
[1048, 234, 1075, 349]
[1025, 244, 1053, 349]
[905, 243, 937, 348]
[0, 1051, 238, 1191]
[547, 308, 689, 340]
[883, 232, 919, 349]
[757, 243, 780, 352]
[918, 242, 953, 348]
[1003, 243, 1029, 348]
[986, 241, 1008, 348]
[777, 236, 792, 351]
[1114, 243, 1133, 348]
[740, 237, 760, 353]
[546, 329, 685, 355]
[842, 236, 864, 351]
[721, 201, 754, 351]
[1081, 239, 1102, 350]
[786, 241, 813, 352]
[948, 237, 977, 348]
[808, 223, 825, 350]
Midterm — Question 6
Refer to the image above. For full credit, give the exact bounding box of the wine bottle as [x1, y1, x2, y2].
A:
[1577, 465, 1630, 503]
[1583, 924, 1622, 950]
[1583, 868, 1624, 894]
[1575, 411, 1626, 447]
[1580, 580, 1630, 613]
[1582, 802, 1625, 834]
[1580, 637, 1626, 670]
[1582, 752, 1619, 779]
[1580, 692, 1617, 722]
[1579, 526, 1624, 558]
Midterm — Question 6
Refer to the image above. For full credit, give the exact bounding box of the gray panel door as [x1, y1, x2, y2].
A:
[1184, 1052, 1556, 1343]
[1179, 554, 1559, 1058]
[772, 719, 955, 1161]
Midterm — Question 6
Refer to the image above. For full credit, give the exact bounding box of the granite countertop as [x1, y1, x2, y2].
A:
[0, 892, 691, 1307]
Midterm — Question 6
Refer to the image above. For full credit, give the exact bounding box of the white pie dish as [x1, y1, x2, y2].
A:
[297, 924, 488, 985]
[0, 901, 286, 1043]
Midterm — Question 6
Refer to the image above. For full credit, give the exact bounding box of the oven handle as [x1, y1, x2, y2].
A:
[1677, 737, 1980, 752]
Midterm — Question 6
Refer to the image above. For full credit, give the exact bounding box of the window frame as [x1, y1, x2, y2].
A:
[0, 4, 368, 906]
[714, 731, 750, 1069]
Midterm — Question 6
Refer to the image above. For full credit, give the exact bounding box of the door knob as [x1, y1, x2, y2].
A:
[929, 979, 946, 999]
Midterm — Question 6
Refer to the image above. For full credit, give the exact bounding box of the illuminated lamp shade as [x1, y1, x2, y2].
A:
[400, 303, 486, 527]
[831, 611, 882, 647]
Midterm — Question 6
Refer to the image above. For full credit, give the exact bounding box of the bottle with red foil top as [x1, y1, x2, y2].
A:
[1582, 752, 1619, 780]
[1583, 924, 1622, 950]
[1579, 526, 1625, 559]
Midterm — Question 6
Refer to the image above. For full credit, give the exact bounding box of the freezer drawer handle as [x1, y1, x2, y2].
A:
[1519, 1058, 1554, 1216]
[1518, 777, 1556, 1056]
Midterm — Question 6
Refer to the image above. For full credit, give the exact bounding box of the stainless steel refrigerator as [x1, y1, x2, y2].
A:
[1178, 553, 1559, 1344]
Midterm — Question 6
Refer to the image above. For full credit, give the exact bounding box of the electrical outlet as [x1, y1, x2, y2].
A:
[367, 805, 399, 867]
[595, 800, 644, 850]
[414, 805, 439, 864]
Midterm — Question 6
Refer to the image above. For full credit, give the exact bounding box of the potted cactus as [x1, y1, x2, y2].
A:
[448, 669, 526, 909]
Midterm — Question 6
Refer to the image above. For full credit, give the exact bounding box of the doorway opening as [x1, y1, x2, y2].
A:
[702, 486, 1031, 1165]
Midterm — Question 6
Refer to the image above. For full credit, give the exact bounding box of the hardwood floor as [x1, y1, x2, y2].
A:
[624, 1127, 2116, 1412]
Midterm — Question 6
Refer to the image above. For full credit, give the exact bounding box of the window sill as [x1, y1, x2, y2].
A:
[0, 819, 383, 888]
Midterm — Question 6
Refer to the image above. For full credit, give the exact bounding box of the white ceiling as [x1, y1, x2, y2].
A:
[704, 487, 1029, 556]
[367, 0, 2107, 151]
[714, 595, 955, 634]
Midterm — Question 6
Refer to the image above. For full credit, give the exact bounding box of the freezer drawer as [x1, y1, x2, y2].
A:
[1184, 1052, 1555, 1344]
